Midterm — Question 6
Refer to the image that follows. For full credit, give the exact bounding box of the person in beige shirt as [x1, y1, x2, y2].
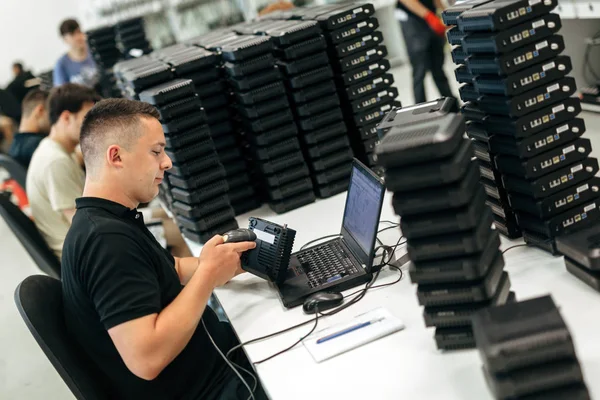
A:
[27, 83, 99, 259]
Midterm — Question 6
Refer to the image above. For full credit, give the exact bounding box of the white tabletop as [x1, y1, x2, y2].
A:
[185, 192, 600, 400]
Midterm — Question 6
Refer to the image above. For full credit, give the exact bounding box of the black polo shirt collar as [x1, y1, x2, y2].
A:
[76, 197, 143, 222]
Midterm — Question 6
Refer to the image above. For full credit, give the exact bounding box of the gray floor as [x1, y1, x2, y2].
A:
[1, 63, 600, 399]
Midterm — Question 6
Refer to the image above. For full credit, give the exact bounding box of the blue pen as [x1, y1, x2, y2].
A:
[316, 318, 384, 344]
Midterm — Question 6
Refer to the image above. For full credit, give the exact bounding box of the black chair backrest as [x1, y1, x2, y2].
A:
[14, 275, 112, 400]
[0, 192, 60, 278]
[0, 154, 27, 190]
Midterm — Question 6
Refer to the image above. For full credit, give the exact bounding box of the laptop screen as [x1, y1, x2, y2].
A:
[341, 160, 385, 269]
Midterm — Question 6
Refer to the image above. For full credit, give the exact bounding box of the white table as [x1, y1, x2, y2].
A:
[185, 192, 600, 400]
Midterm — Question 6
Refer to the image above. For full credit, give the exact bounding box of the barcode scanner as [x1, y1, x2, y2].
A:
[222, 228, 257, 243]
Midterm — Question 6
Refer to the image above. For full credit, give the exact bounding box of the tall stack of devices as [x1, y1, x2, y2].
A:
[444, 0, 599, 254]
[152, 43, 260, 216]
[139, 79, 238, 243]
[232, 19, 354, 198]
[472, 295, 589, 399]
[115, 17, 153, 57]
[214, 33, 316, 214]
[374, 99, 512, 350]
[114, 56, 174, 100]
[86, 25, 122, 98]
[263, 3, 400, 171]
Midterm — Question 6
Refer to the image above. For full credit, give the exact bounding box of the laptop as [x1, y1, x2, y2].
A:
[277, 159, 386, 308]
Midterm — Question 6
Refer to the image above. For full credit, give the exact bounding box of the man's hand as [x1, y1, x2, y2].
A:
[196, 235, 256, 287]
[424, 11, 447, 36]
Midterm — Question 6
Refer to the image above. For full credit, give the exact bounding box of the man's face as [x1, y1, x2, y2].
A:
[63, 29, 87, 50]
[67, 102, 94, 144]
[123, 118, 172, 204]
[12, 66, 20, 77]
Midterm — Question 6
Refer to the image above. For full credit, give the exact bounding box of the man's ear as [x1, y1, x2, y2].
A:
[107, 145, 123, 168]
[34, 104, 45, 118]
[59, 110, 72, 125]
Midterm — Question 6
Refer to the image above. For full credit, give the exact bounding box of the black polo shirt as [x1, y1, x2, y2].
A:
[397, 0, 436, 21]
[61, 197, 236, 400]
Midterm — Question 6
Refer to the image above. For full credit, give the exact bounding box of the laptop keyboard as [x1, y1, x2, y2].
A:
[297, 241, 359, 288]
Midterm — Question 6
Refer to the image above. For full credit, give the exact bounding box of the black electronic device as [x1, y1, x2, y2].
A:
[309, 148, 354, 172]
[447, 26, 467, 46]
[307, 3, 375, 31]
[249, 124, 299, 147]
[424, 273, 511, 327]
[476, 77, 577, 118]
[224, 54, 276, 77]
[400, 187, 487, 239]
[164, 138, 215, 163]
[407, 211, 496, 261]
[241, 217, 296, 284]
[435, 326, 476, 351]
[442, 0, 495, 26]
[236, 96, 289, 119]
[353, 101, 396, 127]
[466, 35, 565, 76]
[166, 50, 220, 76]
[337, 45, 388, 73]
[417, 257, 506, 307]
[182, 219, 239, 244]
[483, 360, 583, 399]
[509, 177, 599, 219]
[457, 0, 558, 32]
[503, 158, 599, 199]
[167, 166, 226, 190]
[291, 80, 337, 103]
[299, 108, 344, 131]
[302, 292, 344, 314]
[269, 190, 316, 214]
[409, 232, 501, 284]
[493, 214, 522, 239]
[265, 165, 311, 188]
[345, 73, 395, 101]
[171, 196, 230, 219]
[267, 178, 314, 201]
[288, 65, 334, 89]
[235, 81, 286, 105]
[242, 110, 294, 133]
[391, 161, 480, 215]
[164, 126, 210, 150]
[384, 139, 473, 192]
[121, 64, 174, 92]
[156, 96, 202, 122]
[472, 295, 576, 374]
[222, 228, 257, 243]
[461, 13, 561, 54]
[495, 138, 591, 179]
[328, 17, 379, 44]
[177, 208, 236, 232]
[313, 164, 352, 186]
[376, 97, 458, 138]
[474, 55, 572, 96]
[565, 257, 600, 292]
[556, 224, 600, 270]
[276, 36, 327, 60]
[277, 52, 330, 76]
[523, 230, 560, 254]
[296, 94, 341, 117]
[228, 68, 281, 91]
[220, 35, 273, 62]
[451, 45, 468, 65]
[169, 154, 221, 178]
[252, 137, 301, 161]
[261, 20, 322, 46]
[517, 199, 600, 238]
[455, 66, 477, 83]
[171, 180, 229, 204]
[161, 112, 205, 135]
[334, 31, 384, 58]
[306, 136, 351, 159]
[340, 59, 390, 86]
[258, 152, 306, 175]
[486, 118, 585, 159]
[459, 84, 479, 102]
[277, 159, 385, 308]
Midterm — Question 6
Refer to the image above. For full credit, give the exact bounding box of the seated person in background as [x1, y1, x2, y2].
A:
[27, 83, 100, 259]
[8, 89, 51, 168]
[62, 98, 265, 400]
[6, 62, 36, 104]
[53, 19, 98, 88]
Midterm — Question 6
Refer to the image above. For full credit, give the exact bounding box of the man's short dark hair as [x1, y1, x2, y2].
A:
[12, 62, 23, 73]
[59, 19, 80, 36]
[80, 99, 160, 172]
[22, 89, 49, 117]
[48, 83, 100, 126]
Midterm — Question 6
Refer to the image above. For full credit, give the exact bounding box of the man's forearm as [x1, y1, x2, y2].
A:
[398, 0, 431, 18]
[174, 257, 200, 285]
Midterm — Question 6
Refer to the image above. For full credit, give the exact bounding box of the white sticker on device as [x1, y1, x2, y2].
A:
[584, 203, 597, 213]
[532, 19, 546, 28]
[254, 229, 275, 244]
[577, 184, 589, 193]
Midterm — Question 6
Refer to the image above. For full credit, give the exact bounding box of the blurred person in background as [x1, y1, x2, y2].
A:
[8, 89, 51, 168]
[53, 19, 99, 88]
[6, 62, 36, 104]
[397, 0, 456, 104]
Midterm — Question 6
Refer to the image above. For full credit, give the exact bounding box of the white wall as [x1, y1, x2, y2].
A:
[0, 0, 84, 87]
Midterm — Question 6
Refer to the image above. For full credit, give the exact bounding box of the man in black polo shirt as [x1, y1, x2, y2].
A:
[397, 0, 456, 104]
[62, 98, 262, 399]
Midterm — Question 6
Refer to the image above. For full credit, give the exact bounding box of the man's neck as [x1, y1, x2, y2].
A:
[49, 128, 77, 154]
[83, 180, 139, 210]
[18, 119, 40, 134]
[68, 47, 88, 62]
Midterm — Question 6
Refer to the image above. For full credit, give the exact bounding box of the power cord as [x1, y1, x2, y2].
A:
[202, 319, 256, 400]
[502, 243, 530, 254]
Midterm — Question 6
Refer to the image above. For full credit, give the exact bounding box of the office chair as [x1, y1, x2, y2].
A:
[0, 192, 60, 278]
[14, 275, 112, 400]
[0, 154, 27, 189]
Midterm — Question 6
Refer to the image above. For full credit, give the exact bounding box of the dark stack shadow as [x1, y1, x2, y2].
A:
[232, 19, 354, 198]
[86, 25, 122, 98]
[138, 78, 238, 243]
[115, 17, 153, 58]
[472, 295, 589, 399]
[374, 100, 514, 350]
[444, 0, 599, 254]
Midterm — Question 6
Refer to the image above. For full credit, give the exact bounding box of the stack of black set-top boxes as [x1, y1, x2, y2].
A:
[444, 0, 600, 254]
[116, 17, 153, 57]
[113, 56, 174, 101]
[138, 78, 238, 244]
[202, 32, 316, 214]
[472, 295, 589, 399]
[233, 19, 354, 198]
[374, 100, 513, 351]
[151, 43, 260, 216]
[86, 25, 122, 98]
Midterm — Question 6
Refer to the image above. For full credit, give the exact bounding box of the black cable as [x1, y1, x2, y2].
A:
[502, 244, 530, 254]
[377, 225, 401, 235]
[253, 308, 320, 365]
